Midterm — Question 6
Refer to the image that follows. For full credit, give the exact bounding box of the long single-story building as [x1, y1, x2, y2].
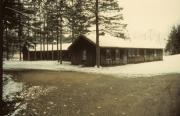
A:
[68, 33, 164, 66]
[22, 43, 71, 61]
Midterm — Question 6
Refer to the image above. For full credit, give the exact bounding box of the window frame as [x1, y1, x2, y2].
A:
[82, 49, 87, 61]
[115, 49, 120, 60]
[106, 49, 111, 60]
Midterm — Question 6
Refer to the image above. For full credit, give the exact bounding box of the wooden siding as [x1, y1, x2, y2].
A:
[69, 36, 163, 67]
[100, 48, 128, 66]
[100, 48, 163, 66]
[22, 46, 70, 61]
[69, 37, 96, 66]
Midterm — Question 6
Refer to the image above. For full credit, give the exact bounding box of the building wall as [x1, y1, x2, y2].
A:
[63, 36, 164, 67]
[144, 49, 163, 62]
[127, 48, 144, 63]
[100, 48, 128, 66]
[99, 48, 163, 66]
[69, 40, 163, 67]
[69, 37, 96, 66]
[23, 49, 70, 61]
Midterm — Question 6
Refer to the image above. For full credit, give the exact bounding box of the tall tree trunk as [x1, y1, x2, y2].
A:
[18, 0, 22, 61]
[71, 0, 74, 42]
[40, 28, 42, 60]
[0, 0, 5, 104]
[56, 28, 59, 61]
[18, 19, 22, 61]
[33, 5, 37, 60]
[95, 0, 100, 68]
[71, 22, 74, 42]
[46, 34, 48, 60]
[27, 20, 30, 60]
[43, 37, 45, 60]
[56, 0, 59, 62]
[59, 0, 63, 64]
[34, 32, 37, 60]
[12, 37, 15, 58]
[43, 20, 45, 60]
[60, 29, 62, 64]
[51, 30, 54, 60]
[52, 41, 54, 60]
[5, 21, 9, 60]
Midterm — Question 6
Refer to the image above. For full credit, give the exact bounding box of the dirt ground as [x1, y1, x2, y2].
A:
[3, 70, 180, 116]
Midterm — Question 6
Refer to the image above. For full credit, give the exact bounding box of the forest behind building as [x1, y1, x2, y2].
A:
[1, 0, 127, 61]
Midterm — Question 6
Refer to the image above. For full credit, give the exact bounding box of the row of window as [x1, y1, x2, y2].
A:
[106, 49, 121, 60]
[82, 49, 161, 61]
[145, 49, 162, 57]
[128, 49, 140, 57]
[105, 49, 161, 59]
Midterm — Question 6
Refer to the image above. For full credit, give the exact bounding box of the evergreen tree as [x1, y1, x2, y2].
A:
[166, 25, 180, 55]
[85, 0, 127, 38]
[95, 0, 100, 67]
[2, 0, 37, 60]
[65, 0, 91, 42]
[3, 0, 20, 60]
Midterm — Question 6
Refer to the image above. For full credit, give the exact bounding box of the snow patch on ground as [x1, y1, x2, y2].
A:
[10, 103, 27, 116]
[3, 55, 180, 77]
[3, 74, 27, 116]
[3, 74, 23, 101]
[3, 74, 57, 116]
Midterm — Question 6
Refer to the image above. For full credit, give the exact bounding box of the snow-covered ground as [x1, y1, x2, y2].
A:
[3, 54, 180, 77]
[2, 55, 180, 115]
[3, 74, 57, 116]
[3, 74, 23, 102]
[3, 74, 26, 116]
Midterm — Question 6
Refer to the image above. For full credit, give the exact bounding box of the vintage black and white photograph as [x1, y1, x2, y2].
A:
[1, 0, 180, 116]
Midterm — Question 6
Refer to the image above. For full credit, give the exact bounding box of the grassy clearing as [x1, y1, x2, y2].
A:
[3, 70, 180, 116]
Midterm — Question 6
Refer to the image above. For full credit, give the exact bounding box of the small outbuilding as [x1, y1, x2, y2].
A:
[68, 33, 164, 66]
[22, 43, 71, 61]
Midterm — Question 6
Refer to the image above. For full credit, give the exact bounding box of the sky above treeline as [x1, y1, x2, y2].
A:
[119, 0, 180, 42]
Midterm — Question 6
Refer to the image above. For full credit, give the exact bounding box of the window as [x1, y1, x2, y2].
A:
[82, 50, 87, 60]
[115, 49, 120, 60]
[132, 49, 135, 57]
[144, 49, 146, 56]
[137, 49, 140, 56]
[129, 49, 135, 57]
[154, 49, 157, 57]
[128, 49, 132, 57]
[106, 49, 111, 59]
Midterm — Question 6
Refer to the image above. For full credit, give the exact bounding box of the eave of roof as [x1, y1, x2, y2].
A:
[28, 43, 72, 51]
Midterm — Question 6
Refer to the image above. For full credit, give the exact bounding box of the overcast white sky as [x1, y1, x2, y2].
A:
[119, 0, 180, 41]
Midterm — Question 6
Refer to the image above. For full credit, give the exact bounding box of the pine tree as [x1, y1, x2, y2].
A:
[85, 0, 127, 38]
[2, 0, 37, 60]
[3, 0, 20, 60]
[85, 0, 126, 67]
[95, 0, 100, 68]
[166, 25, 180, 55]
[65, 0, 91, 42]
[1, 0, 34, 108]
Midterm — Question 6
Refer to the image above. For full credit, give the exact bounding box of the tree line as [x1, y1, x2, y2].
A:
[165, 25, 180, 55]
[1, 0, 127, 102]
[1, 0, 127, 62]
